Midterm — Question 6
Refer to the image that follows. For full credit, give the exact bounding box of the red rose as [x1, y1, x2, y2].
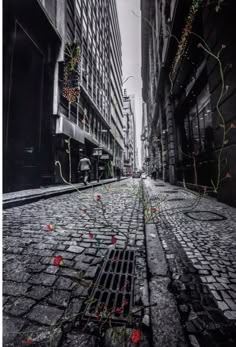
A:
[111, 236, 117, 244]
[53, 255, 63, 266]
[46, 224, 53, 231]
[131, 329, 141, 344]
[89, 233, 94, 239]
[96, 195, 101, 201]
[82, 208, 87, 213]
[151, 207, 157, 213]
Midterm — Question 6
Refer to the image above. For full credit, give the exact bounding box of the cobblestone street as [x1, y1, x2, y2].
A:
[144, 179, 236, 346]
[3, 179, 149, 347]
[3, 178, 236, 347]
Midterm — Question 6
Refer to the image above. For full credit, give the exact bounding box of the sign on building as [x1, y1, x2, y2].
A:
[93, 148, 103, 156]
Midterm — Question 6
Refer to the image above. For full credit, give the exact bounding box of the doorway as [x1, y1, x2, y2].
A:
[5, 23, 44, 191]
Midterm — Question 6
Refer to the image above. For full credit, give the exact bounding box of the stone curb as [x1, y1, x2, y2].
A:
[3, 177, 128, 209]
[145, 222, 187, 347]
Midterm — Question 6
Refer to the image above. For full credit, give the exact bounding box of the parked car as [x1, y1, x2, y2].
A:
[132, 171, 141, 178]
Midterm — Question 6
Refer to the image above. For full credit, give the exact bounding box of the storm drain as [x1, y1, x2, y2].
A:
[184, 211, 227, 221]
[82, 249, 135, 322]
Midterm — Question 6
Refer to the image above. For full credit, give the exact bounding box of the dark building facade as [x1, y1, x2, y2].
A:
[3, 0, 124, 192]
[141, 0, 236, 206]
[123, 90, 137, 176]
[3, 0, 62, 192]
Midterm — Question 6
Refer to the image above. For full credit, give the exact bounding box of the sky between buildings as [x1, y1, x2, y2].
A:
[116, 0, 142, 169]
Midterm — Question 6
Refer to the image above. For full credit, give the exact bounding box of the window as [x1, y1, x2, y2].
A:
[182, 85, 212, 156]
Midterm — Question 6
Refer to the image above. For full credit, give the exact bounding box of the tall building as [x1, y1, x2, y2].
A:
[123, 90, 136, 175]
[141, 0, 236, 206]
[3, 0, 124, 192]
[141, 102, 150, 173]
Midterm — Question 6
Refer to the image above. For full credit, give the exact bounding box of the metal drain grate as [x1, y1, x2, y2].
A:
[184, 211, 227, 221]
[82, 249, 135, 321]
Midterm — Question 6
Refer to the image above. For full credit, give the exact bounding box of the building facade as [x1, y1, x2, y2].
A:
[141, 102, 150, 173]
[123, 90, 137, 175]
[3, 0, 124, 192]
[141, 0, 236, 206]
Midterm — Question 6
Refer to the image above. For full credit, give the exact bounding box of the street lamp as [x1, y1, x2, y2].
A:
[122, 75, 134, 85]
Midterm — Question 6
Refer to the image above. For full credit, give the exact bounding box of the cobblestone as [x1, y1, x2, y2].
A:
[28, 304, 64, 325]
[145, 179, 236, 346]
[3, 179, 147, 345]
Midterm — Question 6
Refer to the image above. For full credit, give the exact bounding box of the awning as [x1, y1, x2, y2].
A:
[56, 114, 85, 144]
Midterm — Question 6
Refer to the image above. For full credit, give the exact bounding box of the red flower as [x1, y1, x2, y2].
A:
[115, 307, 122, 313]
[230, 123, 236, 128]
[82, 208, 87, 213]
[111, 236, 117, 244]
[23, 338, 33, 344]
[46, 224, 53, 231]
[151, 207, 157, 213]
[131, 329, 141, 344]
[96, 195, 101, 201]
[89, 233, 94, 239]
[53, 255, 63, 266]
[95, 311, 101, 320]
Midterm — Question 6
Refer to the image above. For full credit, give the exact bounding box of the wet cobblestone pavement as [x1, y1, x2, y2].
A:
[3, 177, 236, 347]
[3, 180, 149, 347]
[145, 179, 236, 347]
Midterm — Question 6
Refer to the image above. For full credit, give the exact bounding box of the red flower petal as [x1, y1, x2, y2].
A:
[82, 208, 87, 213]
[151, 207, 157, 212]
[53, 255, 63, 266]
[131, 329, 141, 344]
[47, 224, 53, 231]
[111, 236, 117, 244]
[23, 339, 33, 344]
[89, 233, 94, 239]
[115, 307, 122, 313]
[95, 311, 101, 320]
[96, 195, 101, 201]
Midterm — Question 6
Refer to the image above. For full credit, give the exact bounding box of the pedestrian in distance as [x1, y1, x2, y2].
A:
[78, 155, 92, 185]
[116, 166, 121, 181]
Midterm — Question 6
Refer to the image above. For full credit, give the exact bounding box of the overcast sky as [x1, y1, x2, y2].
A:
[116, 0, 142, 169]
